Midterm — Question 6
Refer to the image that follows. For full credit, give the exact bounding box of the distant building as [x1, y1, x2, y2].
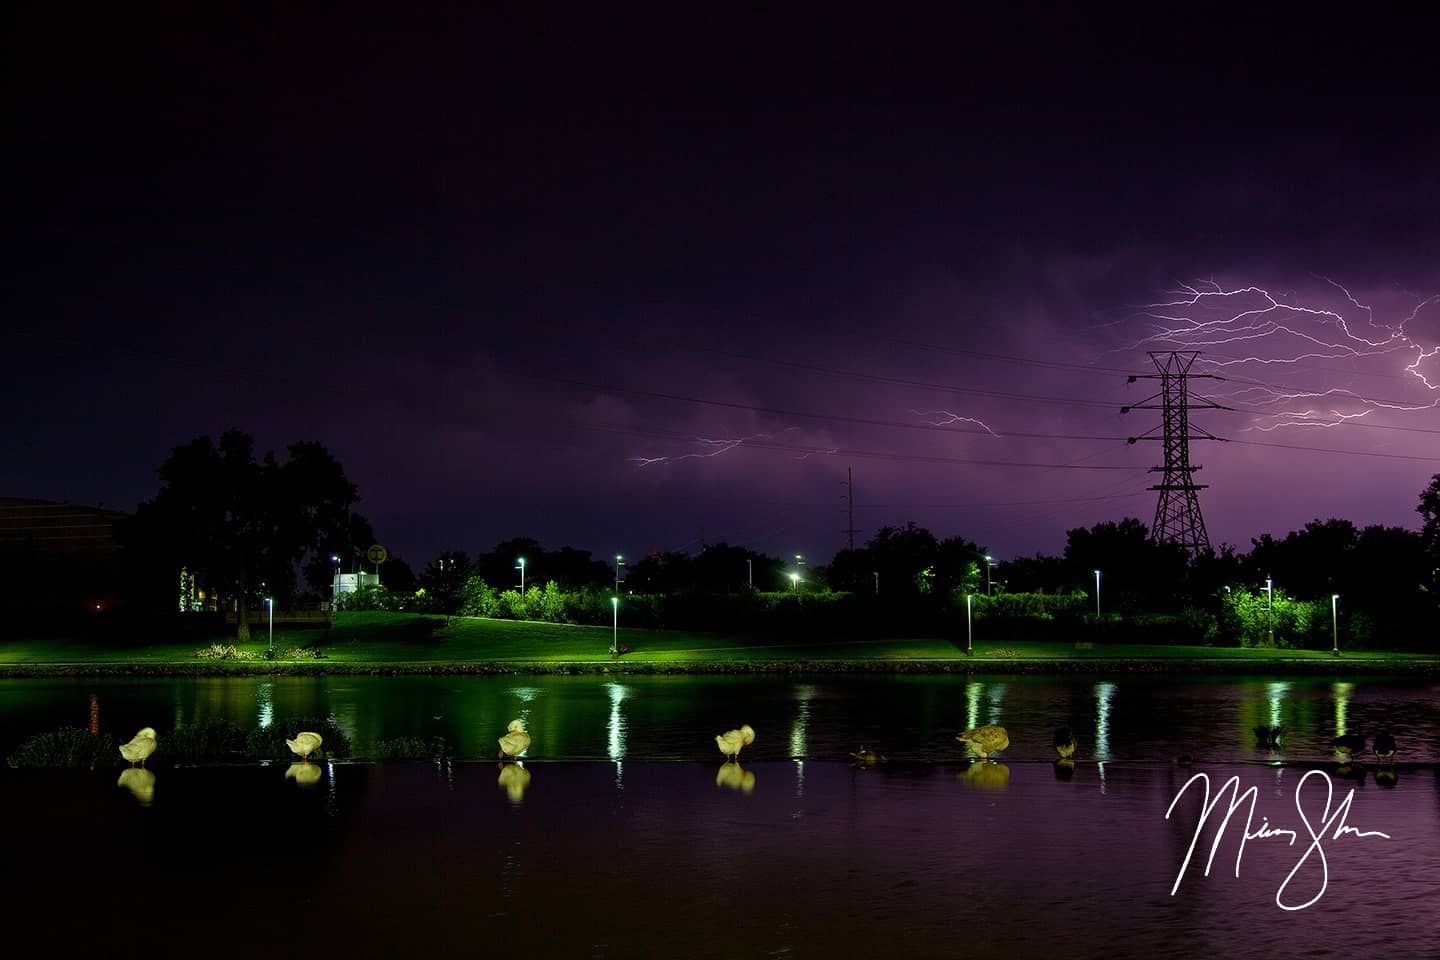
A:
[0, 496, 130, 613]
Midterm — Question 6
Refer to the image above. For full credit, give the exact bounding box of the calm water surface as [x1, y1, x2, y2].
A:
[2, 674, 1438, 958]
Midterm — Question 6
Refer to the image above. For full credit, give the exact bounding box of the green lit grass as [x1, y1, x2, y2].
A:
[1, 611, 1436, 674]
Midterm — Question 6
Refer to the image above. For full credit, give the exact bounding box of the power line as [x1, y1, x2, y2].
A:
[582, 421, 1138, 470]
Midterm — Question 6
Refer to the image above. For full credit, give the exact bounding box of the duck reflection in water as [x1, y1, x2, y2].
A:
[117, 767, 156, 805]
[285, 762, 322, 786]
[1374, 767, 1398, 788]
[498, 762, 531, 803]
[716, 761, 756, 793]
[1052, 758, 1076, 782]
[961, 761, 1010, 791]
[1333, 761, 1367, 783]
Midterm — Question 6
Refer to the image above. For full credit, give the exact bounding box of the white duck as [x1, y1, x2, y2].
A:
[119, 727, 157, 767]
[285, 731, 324, 762]
[498, 719, 531, 760]
[715, 724, 756, 762]
[956, 724, 1009, 761]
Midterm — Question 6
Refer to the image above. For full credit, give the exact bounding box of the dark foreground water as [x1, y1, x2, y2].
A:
[2, 674, 1438, 958]
[2, 759, 1437, 959]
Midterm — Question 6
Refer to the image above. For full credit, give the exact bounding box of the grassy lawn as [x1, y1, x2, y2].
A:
[1, 611, 1435, 672]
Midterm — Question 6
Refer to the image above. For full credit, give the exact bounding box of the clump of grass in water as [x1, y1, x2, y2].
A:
[161, 717, 250, 762]
[373, 736, 448, 761]
[7, 727, 118, 768]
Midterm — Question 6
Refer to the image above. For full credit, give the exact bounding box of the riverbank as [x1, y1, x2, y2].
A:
[3, 611, 1436, 677]
[2, 656, 1438, 678]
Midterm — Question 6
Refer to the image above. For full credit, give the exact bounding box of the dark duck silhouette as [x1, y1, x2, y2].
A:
[1330, 723, 1365, 762]
[1372, 732, 1396, 763]
[1253, 725, 1284, 748]
[1052, 726, 1076, 759]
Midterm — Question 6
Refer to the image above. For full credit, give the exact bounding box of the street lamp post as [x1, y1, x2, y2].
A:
[614, 554, 625, 593]
[966, 593, 973, 656]
[1331, 594, 1339, 656]
[610, 596, 619, 656]
[517, 557, 526, 595]
[985, 555, 995, 596]
[789, 572, 800, 593]
[266, 597, 273, 652]
[1266, 577, 1274, 647]
[1094, 570, 1101, 618]
[329, 554, 340, 609]
[746, 557, 752, 588]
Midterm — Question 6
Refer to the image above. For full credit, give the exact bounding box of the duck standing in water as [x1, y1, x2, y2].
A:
[498, 719, 531, 760]
[1373, 732, 1397, 763]
[285, 731, 323, 762]
[1052, 726, 1076, 759]
[119, 727, 157, 767]
[1331, 724, 1366, 762]
[956, 725, 1009, 761]
[850, 745, 887, 767]
[715, 724, 755, 762]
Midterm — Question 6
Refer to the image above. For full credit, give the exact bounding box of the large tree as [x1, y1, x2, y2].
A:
[1420, 473, 1440, 593]
[127, 429, 363, 641]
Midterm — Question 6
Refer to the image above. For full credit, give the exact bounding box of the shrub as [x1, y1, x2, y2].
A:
[7, 727, 118, 768]
[194, 643, 257, 660]
[278, 646, 324, 659]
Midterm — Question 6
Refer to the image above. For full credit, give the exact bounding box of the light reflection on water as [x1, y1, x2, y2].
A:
[4, 674, 1440, 768]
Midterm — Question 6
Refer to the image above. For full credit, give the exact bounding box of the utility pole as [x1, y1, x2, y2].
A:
[1122, 351, 1227, 554]
[841, 467, 858, 551]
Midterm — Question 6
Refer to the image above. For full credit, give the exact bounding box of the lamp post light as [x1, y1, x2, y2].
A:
[1266, 577, 1274, 647]
[517, 557, 526, 595]
[789, 572, 800, 593]
[1331, 594, 1340, 656]
[1094, 570, 1101, 618]
[966, 593, 973, 656]
[985, 555, 995, 596]
[266, 597, 273, 652]
[329, 554, 340, 609]
[610, 596, 619, 656]
[614, 554, 625, 593]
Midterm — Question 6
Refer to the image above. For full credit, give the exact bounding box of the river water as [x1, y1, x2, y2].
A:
[2, 673, 1437, 958]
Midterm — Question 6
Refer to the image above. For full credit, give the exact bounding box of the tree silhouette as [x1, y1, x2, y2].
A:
[125, 430, 362, 641]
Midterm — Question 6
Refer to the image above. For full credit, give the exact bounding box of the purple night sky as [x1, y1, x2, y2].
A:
[7, 5, 1440, 574]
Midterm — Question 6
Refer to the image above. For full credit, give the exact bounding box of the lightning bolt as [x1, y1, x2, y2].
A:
[910, 409, 1001, 436]
[1125, 278, 1440, 431]
[630, 427, 805, 466]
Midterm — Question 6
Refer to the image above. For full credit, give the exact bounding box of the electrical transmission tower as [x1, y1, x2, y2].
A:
[1121, 351, 1227, 554]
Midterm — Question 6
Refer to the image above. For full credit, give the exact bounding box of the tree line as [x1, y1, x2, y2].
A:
[117, 430, 1440, 650]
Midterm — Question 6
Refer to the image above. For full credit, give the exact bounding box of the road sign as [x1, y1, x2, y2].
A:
[366, 544, 388, 565]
